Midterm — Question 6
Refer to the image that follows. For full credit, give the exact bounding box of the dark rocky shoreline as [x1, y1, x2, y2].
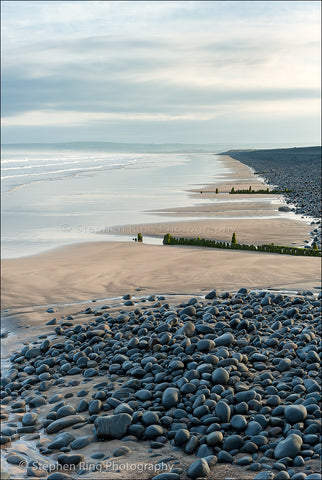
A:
[221, 147, 321, 248]
[1, 289, 321, 480]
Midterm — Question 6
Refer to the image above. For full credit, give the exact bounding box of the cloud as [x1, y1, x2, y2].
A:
[1, 1, 320, 143]
[2, 109, 218, 127]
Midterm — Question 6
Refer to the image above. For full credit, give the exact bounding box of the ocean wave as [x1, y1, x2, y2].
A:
[1, 165, 105, 180]
[1, 158, 140, 193]
[2, 160, 82, 170]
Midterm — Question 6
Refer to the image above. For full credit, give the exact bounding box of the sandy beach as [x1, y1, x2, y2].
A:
[108, 155, 313, 247]
[1, 152, 321, 480]
[2, 241, 320, 313]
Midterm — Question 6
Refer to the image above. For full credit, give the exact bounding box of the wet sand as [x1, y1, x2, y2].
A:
[108, 155, 313, 247]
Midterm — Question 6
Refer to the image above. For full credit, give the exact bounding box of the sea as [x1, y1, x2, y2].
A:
[1, 141, 310, 259]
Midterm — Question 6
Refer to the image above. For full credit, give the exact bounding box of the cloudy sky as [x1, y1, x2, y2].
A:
[1, 1, 321, 144]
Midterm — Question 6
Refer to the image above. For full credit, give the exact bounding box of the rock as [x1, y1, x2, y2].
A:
[46, 415, 85, 434]
[215, 401, 231, 422]
[175, 429, 190, 446]
[185, 436, 199, 454]
[76, 399, 88, 413]
[6, 453, 27, 465]
[187, 458, 211, 478]
[2, 285, 322, 477]
[277, 358, 292, 372]
[88, 399, 102, 415]
[152, 474, 180, 480]
[70, 435, 92, 450]
[162, 388, 180, 409]
[238, 288, 249, 294]
[197, 339, 215, 352]
[274, 433, 303, 459]
[48, 432, 76, 449]
[56, 406, 76, 420]
[284, 405, 307, 424]
[135, 389, 152, 401]
[180, 306, 196, 317]
[0, 427, 10, 440]
[1, 427, 16, 437]
[214, 332, 235, 346]
[57, 454, 85, 466]
[40, 339, 52, 352]
[223, 434, 244, 451]
[176, 321, 195, 337]
[205, 289, 217, 299]
[48, 473, 72, 479]
[236, 455, 253, 465]
[94, 413, 132, 439]
[235, 390, 256, 402]
[245, 421, 262, 436]
[22, 412, 38, 426]
[206, 431, 223, 446]
[141, 411, 159, 425]
[254, 473, 275, 480]
[197, 444, 213, 458]
[230, 415, 247, 431]
[278, 206, 292, 212]
[46, 317, 57, 325]
[49, 394, 64, 404]
[113, 446, 132, 457]
[29, 396, 46, 408]
[211, 368, 229, 385]
[145, 425, 164, 439]
[217, 450, 234, 463]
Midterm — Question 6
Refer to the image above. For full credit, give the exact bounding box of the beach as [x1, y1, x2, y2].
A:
[108, 155, 314, 247]
[1, 148, 321, 480]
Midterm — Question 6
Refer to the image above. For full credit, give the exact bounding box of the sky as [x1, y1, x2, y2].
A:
[1, 0, 321, 145]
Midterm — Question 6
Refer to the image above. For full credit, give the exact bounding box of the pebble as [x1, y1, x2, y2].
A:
[48, 474, 72, 480]
[46, 415, 85, 434]
[6, 453, 27, 465]
[57, 454, 85, 466]
[215, 400, 231, 422]
[112, 446, 132, 456]
[227, 147, 321, 237]
[187, 458, 211, 478]
[22, 412, 38, 426]
[2, 287, 321, 475]
[94, 413, 132, 439]
[275, 433, 303, 459]
[214, 332, 235, 347]
[223, 434, 244, 451]
[152, 474, 180, 480]
[70, 435, 92, 450]
[162, 388, 180, 409]
[285, 405, 307, 424]
[254, 473, 275, 480]
[48, 432, 76, 449]
[211, 367, 229, 385]
[230, 414, 247, 431]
